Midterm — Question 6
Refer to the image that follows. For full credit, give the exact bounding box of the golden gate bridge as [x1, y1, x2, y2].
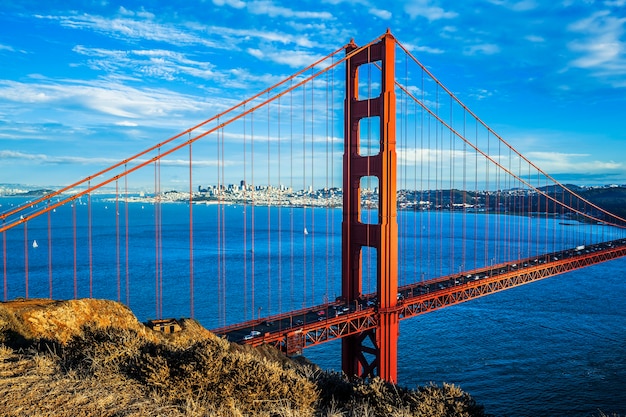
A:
[2, 31, 626, 383]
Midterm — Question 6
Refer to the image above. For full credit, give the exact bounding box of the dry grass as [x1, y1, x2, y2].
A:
[0, 298, 489, 417]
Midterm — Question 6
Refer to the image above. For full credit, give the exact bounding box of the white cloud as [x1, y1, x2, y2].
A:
[246, 48, 325, 68]
[248, 1, 333, 19]
[526, 151, 623, 173]
[213, 26, 319, 48]
[404, 0, 458, 21]
[212, 0, 246, 8]
[0, 150, 122, 165]
[566, 10, 626, 86]
[487, 0, 538, 11]
[0, 150, 231, 168]
[0, 79, 218, 126]
[403, 42, 445, 54]
[117, 6, 155, 19]
[72, 45, 220, 82]
[369, 8, 392, 20]
[214, 0, 333, 19]
[524, 35, 545, 43]
[464, 43, 501, 55]
[36, 12, 221, 48]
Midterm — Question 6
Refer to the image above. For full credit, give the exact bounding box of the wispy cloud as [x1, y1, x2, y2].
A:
[246, 48, 325, 68]
[35, 12, 219, 49]
[487, 0, 539, 11]
[526, 151, 624, 174]
[247, 1, 333, 19]
[567, 10, 626, 86]
[0, 150, 122, 165]
[369, 8, 392, 20]
[464, 43, 500, 56]
[0, 79, 225, 129]
[72, 45, 220, 82]
[213, 0, 333, 19]
[404, 0, 458, 21]
[0, 150, 231, 168]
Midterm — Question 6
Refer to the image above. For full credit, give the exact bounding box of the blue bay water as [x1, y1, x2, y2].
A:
[2, 196, 626, 416]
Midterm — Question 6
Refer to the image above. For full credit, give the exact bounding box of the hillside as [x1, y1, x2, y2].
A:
[0, 298, 486, 417]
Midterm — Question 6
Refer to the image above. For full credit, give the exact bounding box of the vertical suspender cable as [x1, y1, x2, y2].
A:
[1, 224, 5, 301]
[528, 164, 532, 259]
[24, 223, 28, 298]
[330, 57, 336, 300]
[419, 69, 425, 281]
[267, 93, 272, 316]
[251, 112, 255, 319]
[48, 202, 53, 299]
[366, 46, 372, 294]
[449, 95, 454, 275]
[426, 96, 432, 278]
[414, 75, 419, 283]
[154, 158, 158, 317]
[116, 180, 120, 301]
[290, 82, 295, 311]
[325, 68, 330, 305]
[435, 85, 444, 276]
[154, 148, 163, 319]
[88, 183, 92, 298]
[310, 70, 315, 306]
[221, 127, 226, 326]
[277, 94, 282, 315]
[73, 198, 77, 298]
[189, 139, 195, 318]
[302, 83, 307, 308]
[216, 121, 223, 326]
[485, 131, 488, 267]
[462, 111, 467, 275]
[243, 107, 248, 320]
[474, 121, 478, 270]
[159, 156, 163, 318]
[125, 164, 130, 306]
[411, 73, 416, 282]
[495, 136, 501, 264]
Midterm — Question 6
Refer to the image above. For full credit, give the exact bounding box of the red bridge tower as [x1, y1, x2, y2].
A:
[342, 32, 399, 382]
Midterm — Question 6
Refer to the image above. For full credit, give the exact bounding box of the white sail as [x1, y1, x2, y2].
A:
[32, 240, 38, 248]
[304, 227, 309, 235]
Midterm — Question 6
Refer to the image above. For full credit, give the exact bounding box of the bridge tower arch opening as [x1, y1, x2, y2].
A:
[342, 32, 399, 382]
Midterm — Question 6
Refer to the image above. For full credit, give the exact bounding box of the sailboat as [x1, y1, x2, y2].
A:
[304, 227, 309, 235]
[32, 240, 38, 249]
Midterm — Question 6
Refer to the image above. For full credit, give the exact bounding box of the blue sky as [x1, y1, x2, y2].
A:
[1, 0, 625, 189]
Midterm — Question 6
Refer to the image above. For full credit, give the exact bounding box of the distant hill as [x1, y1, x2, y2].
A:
[580, 187, 626, 219]
[8, 188, 55, 197]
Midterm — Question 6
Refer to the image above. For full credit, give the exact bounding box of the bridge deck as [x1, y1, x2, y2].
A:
[214, 238, 626, 354]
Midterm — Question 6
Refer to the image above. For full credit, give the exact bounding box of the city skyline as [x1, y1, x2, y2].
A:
[1, 1, 625, 188]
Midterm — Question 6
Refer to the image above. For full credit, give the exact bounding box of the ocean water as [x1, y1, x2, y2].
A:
[2, 197, 626, 416]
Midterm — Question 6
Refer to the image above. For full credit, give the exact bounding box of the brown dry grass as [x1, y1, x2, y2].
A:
[0, 298, 489, 417]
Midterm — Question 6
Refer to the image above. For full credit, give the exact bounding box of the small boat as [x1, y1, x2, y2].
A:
[32, 240, 38, 249]
[304, 227, 309, 235]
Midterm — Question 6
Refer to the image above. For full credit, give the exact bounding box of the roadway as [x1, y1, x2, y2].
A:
[213, 238, 626, 352]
